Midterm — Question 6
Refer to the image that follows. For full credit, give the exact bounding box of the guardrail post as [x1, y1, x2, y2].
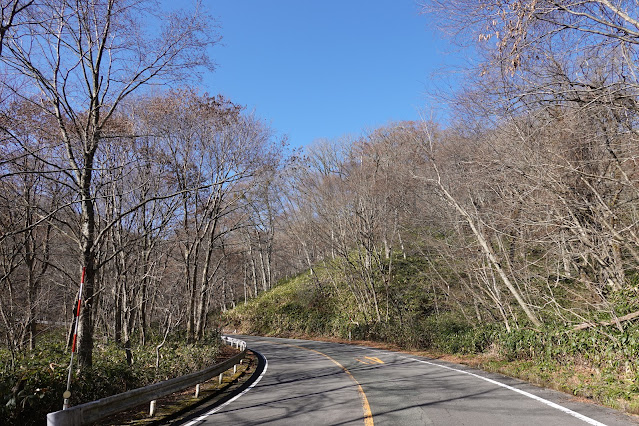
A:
[195, 384, 200, 398]
[219, 372, 223, 384]
[149, 400, 157, 417]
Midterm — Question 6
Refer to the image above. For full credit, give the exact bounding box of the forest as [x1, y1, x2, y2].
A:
[3, 0, 639, 422]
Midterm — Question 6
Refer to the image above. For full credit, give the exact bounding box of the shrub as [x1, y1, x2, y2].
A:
[0, 329, 221, 426]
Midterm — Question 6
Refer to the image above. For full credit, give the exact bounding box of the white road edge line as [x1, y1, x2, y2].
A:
[403, 355, 606, 426]
[183, 353, 269, 426]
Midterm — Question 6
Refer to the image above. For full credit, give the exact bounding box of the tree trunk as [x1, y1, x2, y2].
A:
[434, 178, 542, 328]
[114, 280, 122, 344]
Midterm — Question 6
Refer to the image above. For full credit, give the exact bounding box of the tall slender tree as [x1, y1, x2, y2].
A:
[0, 0, 218, 367]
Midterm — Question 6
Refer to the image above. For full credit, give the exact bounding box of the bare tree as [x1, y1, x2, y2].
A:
[0, 0, 218, 367]
[0, 0, 33, 56]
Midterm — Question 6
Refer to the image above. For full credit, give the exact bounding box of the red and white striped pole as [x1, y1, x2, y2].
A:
[63, 267, 85, 410]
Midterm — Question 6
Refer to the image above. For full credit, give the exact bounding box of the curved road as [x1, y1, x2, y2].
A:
[177, 336, 638, 425]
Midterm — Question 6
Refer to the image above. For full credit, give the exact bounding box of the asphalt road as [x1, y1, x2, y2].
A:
[176, 336, 639, 425]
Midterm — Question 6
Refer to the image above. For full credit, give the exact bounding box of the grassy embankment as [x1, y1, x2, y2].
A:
[0, 329, 222, 426]
[224, 261, 639, 415]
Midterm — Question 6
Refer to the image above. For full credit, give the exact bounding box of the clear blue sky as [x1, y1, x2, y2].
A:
[202, 1, 458, 149]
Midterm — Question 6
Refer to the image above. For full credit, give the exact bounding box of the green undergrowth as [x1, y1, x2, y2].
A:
[0, 329, 221, 426]
[225, 265, 639, 416]
[227, 270, 347, 337]
[453, 324, 637, 414]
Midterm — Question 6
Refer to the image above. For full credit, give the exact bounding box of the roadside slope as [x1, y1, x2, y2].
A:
[224, 268, 639, 416]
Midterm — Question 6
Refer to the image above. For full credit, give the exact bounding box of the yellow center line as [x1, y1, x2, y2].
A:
[264, 341, 374, 426]
[356, 356, 384, 365]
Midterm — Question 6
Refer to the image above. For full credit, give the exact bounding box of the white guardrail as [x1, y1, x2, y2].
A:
[46, 336, 247, 426]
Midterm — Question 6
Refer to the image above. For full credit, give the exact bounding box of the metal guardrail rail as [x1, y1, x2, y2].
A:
[46, 336, 247, 426]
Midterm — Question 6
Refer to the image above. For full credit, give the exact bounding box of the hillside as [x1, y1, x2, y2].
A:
[225, 260, 639, 415]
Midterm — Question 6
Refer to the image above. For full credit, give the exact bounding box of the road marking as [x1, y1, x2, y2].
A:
[277, 342, 375, 426]
[403, 356, 607, 426]
[355, 356, 385, 365]
[182, 353, 269, 426]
